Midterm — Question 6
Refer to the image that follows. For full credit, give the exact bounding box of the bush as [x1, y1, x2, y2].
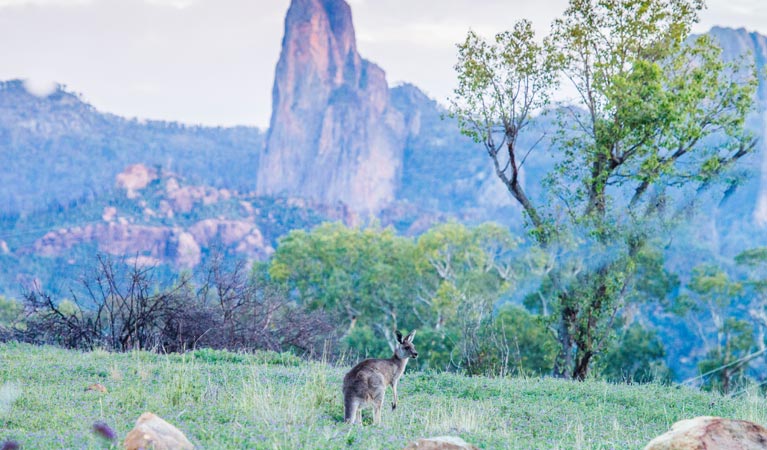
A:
[597, 322, 672, 384]
[341, 325, 390, 361]
[463, 305, 557, 377]
[411, 327, 460, 372]
[0, 296, 22, 327]
[9, 254, 336, 358]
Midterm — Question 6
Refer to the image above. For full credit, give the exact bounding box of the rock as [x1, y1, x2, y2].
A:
[116, 164, 158, 199]
[123, 412, 194, 450]
[256, 0, 406, 214]
[84, 383, 107, 393]
[166, 183, 215, 214]
[102, 206, 117, 222]
[31, 223, 197, 268]
[174, 231, 201, 268]
[29, 214, 274, 268]
[644, 416, 767, 450]
[403, 436, 479, 450]
[35, 223, 160, 257]
[188, 219, 272, 259]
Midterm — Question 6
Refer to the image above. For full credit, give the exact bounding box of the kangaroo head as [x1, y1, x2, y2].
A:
[395, 330, 418, 359]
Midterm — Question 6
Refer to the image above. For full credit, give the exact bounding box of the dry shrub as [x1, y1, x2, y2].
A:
[7, 253, 336, 358]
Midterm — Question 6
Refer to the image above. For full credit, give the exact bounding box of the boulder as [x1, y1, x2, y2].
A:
[644, 416, 767, 450]
[123, 412, 194, 450]
[403, 436, 479, 450]
[116, 164, 158, 198]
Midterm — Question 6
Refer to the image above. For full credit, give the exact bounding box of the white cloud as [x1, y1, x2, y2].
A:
[23, 78, 58, 97]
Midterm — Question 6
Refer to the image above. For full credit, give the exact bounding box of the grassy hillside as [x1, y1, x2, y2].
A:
[1, 343, 766, 449]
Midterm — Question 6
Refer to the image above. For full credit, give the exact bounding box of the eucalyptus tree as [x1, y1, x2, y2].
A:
[735, 248, 767, 351]
[268, 223, 419, 337]
[451, 0, 757, 379]
[268, 222, 538, 372]
[676, 264, 752, 393]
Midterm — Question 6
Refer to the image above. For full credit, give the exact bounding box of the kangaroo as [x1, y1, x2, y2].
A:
[342, 330, 418, 424]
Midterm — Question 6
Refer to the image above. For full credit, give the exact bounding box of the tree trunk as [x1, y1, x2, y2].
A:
[552, 302, 576, 378]
[573, 350, 593, 381]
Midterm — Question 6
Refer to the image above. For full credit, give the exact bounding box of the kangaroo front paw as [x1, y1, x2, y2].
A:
[391, 402, 397, 410]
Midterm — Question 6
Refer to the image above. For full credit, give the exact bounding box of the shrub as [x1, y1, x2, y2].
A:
[464, 305, 557, 377]
[597, 322, 672, 384]
[10, 254, 336, 358]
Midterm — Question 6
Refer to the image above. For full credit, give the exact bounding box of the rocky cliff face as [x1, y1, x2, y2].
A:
[28, 164, 273, 269]
[256, 0, 406, 214]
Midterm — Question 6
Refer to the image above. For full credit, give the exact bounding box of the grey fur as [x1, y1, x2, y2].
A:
[342, 330, 417, 424]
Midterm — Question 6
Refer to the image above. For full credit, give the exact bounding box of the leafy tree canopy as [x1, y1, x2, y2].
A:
[450, 0, 757, 379]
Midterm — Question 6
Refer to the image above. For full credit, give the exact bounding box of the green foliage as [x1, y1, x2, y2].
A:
[698, 318, 755, 393]
[690, 264, 742, 295]
[341, 325, 391, 360]
[735, 247, 767, 301]
[598, 322, 672, 384]
[735, 248, 767, 267]
[629, 242, 681, 305]
[676, 263, 755, 393]
[450, 0, 757, 379]
[415, 222, 521, 330]
[269, 222, 532, 373]
[0, 296, 22, 327]
[56, 299, 79, 317]
[269, 223, 419, 332]
[473, 305, 557, 377]
[451, 20, 557, 147]
[676, 264, 743, 316]
[407, 327, 461, 372]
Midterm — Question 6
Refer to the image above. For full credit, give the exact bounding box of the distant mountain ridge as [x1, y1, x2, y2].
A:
[4, 17, 764, 229]
[2, 0, 767, 295]
[0, 0, 503, 226]
[0, 79, 264, 215]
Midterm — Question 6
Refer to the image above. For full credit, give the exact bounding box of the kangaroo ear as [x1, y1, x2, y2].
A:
[395, 330, 403, 344]
[405, 330, 416, 343]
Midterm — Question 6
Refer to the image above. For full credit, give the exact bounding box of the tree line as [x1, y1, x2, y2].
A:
[1, 0, 764, 391]
[2, 221, 767, 390]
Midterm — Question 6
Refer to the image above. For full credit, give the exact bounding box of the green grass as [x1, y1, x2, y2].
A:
[1, 343, 766, 449]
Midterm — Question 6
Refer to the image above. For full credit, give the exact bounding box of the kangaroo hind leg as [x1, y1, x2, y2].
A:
[373, 390, 385, 425]
[344, 396, 360, 424]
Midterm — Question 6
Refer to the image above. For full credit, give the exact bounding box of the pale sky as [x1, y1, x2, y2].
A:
[1, 0, 766, 127]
